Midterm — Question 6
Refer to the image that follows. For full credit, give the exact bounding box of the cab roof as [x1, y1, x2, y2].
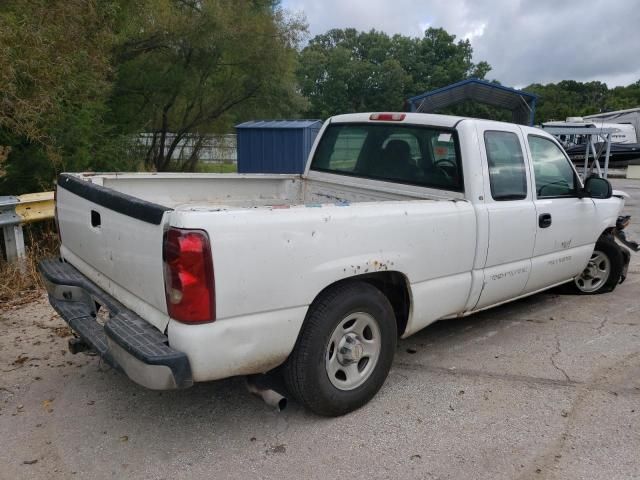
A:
[329, 112, 466, 129]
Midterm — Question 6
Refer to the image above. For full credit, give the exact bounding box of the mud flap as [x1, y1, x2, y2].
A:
[619, 247, 630, 284]
[613, 215, 636, 284]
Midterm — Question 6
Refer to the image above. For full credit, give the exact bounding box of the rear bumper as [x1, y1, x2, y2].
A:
[38, 258, 192, 390]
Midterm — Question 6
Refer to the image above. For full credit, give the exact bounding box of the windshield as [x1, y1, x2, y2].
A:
[310, 123, 463, 191]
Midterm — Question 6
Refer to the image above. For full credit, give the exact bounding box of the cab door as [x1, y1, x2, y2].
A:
[473, 122, 536, 310]
[523, 133, 599, 292]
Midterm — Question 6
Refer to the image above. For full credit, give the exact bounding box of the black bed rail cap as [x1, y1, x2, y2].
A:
[57, 173, 171, 225]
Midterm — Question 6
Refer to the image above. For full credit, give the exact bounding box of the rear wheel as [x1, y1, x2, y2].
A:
[284, 281, 397, 416]
[571, 235, 623, 294]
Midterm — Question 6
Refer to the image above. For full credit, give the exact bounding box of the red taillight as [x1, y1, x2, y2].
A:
[369, 113, 406, 121]
[163, 228, 215, 323]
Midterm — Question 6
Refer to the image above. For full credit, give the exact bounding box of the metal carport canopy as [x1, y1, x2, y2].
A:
[408, 78, 537, 126]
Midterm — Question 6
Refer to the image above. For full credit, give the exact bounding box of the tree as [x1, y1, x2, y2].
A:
[524, 80, 612, 123]
[0, 0, 115, 144]
[392, 28, 490, 96]
[297, 27, 490, 118]
[0, 0, 306, 192]
[522, 79, 640, 124]
[110, 0, 306, 171]
[604, 80, 640, 112]
[0, 0, 123, 193]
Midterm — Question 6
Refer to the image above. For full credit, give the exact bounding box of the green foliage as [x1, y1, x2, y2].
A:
[297, 27, 490, 118]
[0, 0, 305, 191]
[525, 80, 608, 122]
[0, 131, 52, 194]
[195, 162, 238, 173]
[0, 0, 138, 194]
[296, 26, 640, 126]
[441, 99, 512, 123]
[0, 0, 116, 144]
[607, 81, 640, 111]
[525, 80, 640, 123]
[110, 0, 306, 171]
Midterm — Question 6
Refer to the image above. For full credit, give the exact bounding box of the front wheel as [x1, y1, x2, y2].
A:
[572, 235, 624, 294]
[284, 281, 397, 416]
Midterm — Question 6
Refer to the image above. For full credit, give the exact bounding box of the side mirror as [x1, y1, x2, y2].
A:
[583, 176, 613, 199]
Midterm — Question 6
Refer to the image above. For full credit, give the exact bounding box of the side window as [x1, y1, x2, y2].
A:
[484, 131, 527, 200]
[528, 136, 576, 198]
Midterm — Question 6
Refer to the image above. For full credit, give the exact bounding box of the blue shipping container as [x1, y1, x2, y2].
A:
[235, 120, 323, 174]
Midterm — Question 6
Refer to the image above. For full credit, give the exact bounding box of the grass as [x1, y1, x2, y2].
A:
[0, 221, 59, 308]
[195, 162, 237, 173]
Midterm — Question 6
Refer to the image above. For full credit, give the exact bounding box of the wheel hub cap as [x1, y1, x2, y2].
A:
[325, 312, 382, 391]
[338, 334, 364, 364]
[575, 250, 611, 293]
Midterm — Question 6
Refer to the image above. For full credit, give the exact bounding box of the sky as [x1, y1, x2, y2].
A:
[282, 0, 640, 88]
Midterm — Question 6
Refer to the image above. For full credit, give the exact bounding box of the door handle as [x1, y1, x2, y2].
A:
[539, 213, 552, 228]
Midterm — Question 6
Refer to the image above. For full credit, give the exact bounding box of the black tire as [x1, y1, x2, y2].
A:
[569, 234, 624, 295]
[284, 281, 397, 416]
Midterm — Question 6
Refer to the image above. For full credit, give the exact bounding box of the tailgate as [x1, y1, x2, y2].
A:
[56, 174, 172, 331]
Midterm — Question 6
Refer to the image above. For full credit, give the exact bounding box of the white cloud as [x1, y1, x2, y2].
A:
[282, 0, 640, 88]
[463, 23, 486, 42]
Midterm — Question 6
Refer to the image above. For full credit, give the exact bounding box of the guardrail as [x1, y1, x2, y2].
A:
[0, 192, 55, 263]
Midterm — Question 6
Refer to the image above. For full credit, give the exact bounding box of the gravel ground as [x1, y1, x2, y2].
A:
[1, 179, 639, 480]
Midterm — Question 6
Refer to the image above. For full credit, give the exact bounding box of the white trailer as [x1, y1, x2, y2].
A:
[585, 107, 640, 142]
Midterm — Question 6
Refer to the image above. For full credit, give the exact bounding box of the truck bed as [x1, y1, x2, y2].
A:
[56, 171, 470, 335]
[85, 172, 463, 211]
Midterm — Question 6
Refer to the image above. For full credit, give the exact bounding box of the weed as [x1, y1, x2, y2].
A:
[0, 221, 58, 308]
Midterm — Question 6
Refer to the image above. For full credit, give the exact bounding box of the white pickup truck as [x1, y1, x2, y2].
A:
[40, 112, 632, 416]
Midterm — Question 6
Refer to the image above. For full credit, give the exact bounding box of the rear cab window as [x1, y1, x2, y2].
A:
[310, 123, 463, 192]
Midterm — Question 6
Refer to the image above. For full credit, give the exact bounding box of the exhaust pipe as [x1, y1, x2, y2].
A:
[246, 374, 288, 411]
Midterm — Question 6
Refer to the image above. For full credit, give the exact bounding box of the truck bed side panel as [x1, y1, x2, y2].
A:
[175, 200, 477, 323]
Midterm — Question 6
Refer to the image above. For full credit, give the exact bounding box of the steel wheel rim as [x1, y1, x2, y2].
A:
[575, 250, 611, 292]
[325, 312, 382, 391]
